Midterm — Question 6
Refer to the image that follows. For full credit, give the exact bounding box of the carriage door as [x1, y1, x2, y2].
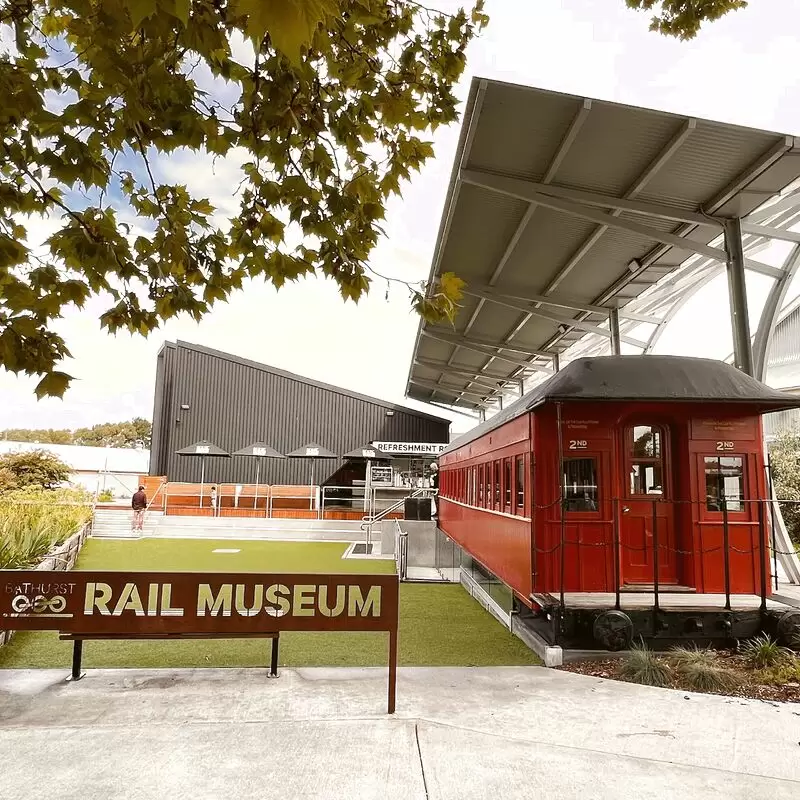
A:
[620, 424, 678, 586]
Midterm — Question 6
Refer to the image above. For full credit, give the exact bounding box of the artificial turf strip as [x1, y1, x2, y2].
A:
[0, 539, 539, 668]
[75, 538, 397, 574]
[0, 584, 539, 668]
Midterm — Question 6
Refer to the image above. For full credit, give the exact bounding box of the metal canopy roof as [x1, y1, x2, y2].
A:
[406, 78, 800, 413]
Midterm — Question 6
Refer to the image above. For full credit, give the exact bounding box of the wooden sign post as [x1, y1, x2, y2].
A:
[0, 571, 401, 713]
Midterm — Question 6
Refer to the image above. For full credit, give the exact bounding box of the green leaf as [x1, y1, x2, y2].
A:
[40, 13, 71, 37]
[125, 0, 158, 28]
[192, 199, 215, 215]
[439, 271, 466, 303]
[34, 372, 72, 400]
[237, 0, 341, 63]
[167, 0, 191, 26]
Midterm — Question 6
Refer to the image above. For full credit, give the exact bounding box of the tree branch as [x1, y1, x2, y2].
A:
[2, 143, 128, 276]
[132, 127, 174, 231]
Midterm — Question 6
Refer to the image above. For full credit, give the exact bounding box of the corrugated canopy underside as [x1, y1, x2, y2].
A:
[406, 79, 800, 412]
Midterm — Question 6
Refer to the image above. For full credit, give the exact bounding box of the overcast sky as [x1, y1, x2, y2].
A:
[4, 0, 800, 436]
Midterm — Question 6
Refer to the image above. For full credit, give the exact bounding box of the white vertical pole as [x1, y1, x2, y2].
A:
[254, 459, 260, 509]
[199, 459, 205, 507]
[364, 459, 372, 513]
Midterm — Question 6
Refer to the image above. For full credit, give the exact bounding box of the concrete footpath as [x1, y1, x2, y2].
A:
[1, 666, 799, 799]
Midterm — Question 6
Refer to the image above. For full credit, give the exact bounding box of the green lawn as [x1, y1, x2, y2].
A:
[76, 537, 397, 574]
[0, 538, 539, 668]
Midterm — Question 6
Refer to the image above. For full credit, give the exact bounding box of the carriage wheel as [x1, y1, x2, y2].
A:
[593, 610, 634, 651]
[776, 609, 800, 649]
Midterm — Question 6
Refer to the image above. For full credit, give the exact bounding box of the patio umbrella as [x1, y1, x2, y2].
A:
[286, 442, 338, 510]
[341, 445, 394, 461]
[175, 439, 230, 507]
[232, 442, 285, 509]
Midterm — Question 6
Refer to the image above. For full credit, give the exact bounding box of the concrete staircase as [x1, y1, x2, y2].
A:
[90, 510, 366, 541]
[91, 508, 164, 539]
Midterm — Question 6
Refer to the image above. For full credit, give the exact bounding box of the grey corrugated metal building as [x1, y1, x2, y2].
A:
[149, 341, 450, 484]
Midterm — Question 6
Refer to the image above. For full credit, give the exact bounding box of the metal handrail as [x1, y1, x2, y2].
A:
[360, 488, 437, 552]
[360, 488, 427, 528]
[321, 484, 436, 517]
[145, 481, 166, 513]
[268, 490, 320, 519]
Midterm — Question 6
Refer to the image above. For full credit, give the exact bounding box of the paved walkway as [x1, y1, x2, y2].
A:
[1, 666, 799, 799]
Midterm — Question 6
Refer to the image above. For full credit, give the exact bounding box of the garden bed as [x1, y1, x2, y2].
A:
[0, 489, 93, 647]
[559, 641, 800, 704]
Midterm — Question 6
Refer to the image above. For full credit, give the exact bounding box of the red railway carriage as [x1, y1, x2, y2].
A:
[438, 355, 800, 650]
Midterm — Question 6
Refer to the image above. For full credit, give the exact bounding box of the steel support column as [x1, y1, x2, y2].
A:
[724, 218, 754, 376]
[609, 308, 621, 355]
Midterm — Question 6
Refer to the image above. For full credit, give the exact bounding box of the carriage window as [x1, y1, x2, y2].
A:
[478, 465, 484, 506]
[632, 425, 662, 457]
[628, 425, 664, 496]
[504, 459, 512, 508]
[515, 456, 525, 514]
[705, 456, 744, 512]
[563, 458, 598, 512]
[485, 464, 491, 508]
[629, 464, 663, 495]
[493, 461, 501, 508]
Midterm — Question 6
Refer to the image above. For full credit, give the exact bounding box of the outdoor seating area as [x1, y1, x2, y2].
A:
[138, 476, 408, 521]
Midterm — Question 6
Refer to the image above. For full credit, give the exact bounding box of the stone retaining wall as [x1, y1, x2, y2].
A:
[0, 522, 91, 647]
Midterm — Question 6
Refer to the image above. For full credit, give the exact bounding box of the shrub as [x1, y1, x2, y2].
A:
[669, 645, 718, 669]
[619, 641, 672, 687]
[670, 645, 736, 692]
[740, 634, 791, 669]
[769, 431, 800, 544]
[0, 466, 18, 493]
[682, 662, 737, 692]
[0, 449, 71, 489]
[755, 657, 800, 686]
[0, 488, 92, 569]
[668, 645, 737, 693]
[97, 489, 114, 502]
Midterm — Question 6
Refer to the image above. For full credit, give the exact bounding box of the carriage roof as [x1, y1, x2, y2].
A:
[441, 355, 800, 455]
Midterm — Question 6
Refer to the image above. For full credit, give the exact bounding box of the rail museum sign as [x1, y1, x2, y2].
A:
[0, 571, 401, 711]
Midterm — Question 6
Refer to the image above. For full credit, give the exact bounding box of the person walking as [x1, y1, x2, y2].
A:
[210, 485, 218, 516]
[131, 485, 147, 531]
